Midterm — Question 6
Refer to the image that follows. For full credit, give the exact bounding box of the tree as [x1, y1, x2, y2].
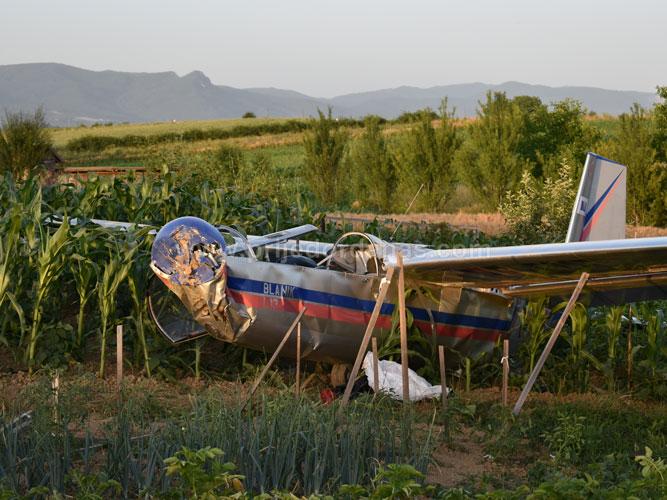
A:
[395, 99, 461, 211]
[302, 108, 349, 205]
[242, 111, 256, 119]
[654, 86, 667, 161]
[349, 116, 397, 212]
[455, 92, 528, 210]
[610, 104, 657, 224]
[0, 108, 53, 179]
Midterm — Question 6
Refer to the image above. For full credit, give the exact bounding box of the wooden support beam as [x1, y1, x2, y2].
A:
[371, 337, 380, 395]
[502, 339, 509, 407]
[512, 272, 589, 416]
[341, 266, 395, 406]
[438, 345, 447, 413]
[244, 308, 307, 409]
[397, 252, 410, 402]
[295, 322, 301, 397]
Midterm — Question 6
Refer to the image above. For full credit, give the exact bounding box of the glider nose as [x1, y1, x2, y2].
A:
[150, 216, 227, 286]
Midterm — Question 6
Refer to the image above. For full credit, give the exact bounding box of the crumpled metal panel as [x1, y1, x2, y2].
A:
[151, 260, 256, 343]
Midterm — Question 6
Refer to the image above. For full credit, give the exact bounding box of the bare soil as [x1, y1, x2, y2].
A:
[327, 211, 667, 238]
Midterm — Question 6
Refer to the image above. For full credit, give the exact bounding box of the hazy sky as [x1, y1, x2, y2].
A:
[2, 0, 665, 97]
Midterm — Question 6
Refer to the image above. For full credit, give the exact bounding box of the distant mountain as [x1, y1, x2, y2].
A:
[0, 63, 658, 126]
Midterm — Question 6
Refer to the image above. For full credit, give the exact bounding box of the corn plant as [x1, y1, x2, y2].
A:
[520, 296, 551, 374]
[26, 219, 71, 373]
[0, 208, 24, 348]
[70, 231, 100, 353]
[97, 232, 139, 378]
[604, 306, 625, 391]
[638, 305, 666, 394]
[565, 304, 592, 392]
[125, 228, 153, 376]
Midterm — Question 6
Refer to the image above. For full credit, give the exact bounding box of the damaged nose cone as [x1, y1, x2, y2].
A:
[151, 216, 226, 286]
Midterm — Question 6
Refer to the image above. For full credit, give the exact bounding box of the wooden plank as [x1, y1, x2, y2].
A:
[397, 252, 410, 402]
[512, 272, 589, 416]
[116, 325, 123, 387]
[295, 322, 301, 397]
[341, 266, 396, 406]
[371, 337, 380, 394]
[244, 308, 307, 408]
[502, 339, 509, 407]
[438, 345, 447, 412]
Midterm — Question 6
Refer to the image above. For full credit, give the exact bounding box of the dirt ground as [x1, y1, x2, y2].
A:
[327, 211, 667, 238]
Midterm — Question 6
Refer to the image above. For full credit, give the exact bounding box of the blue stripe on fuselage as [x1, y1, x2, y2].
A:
[583, 171, 623, 226]
[226, 275, 511, 331]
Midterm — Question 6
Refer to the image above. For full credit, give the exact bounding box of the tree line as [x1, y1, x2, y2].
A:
[302, 89, 667, 226]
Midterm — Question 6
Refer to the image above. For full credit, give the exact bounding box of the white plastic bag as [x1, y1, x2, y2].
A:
[363, 352, 450, 401]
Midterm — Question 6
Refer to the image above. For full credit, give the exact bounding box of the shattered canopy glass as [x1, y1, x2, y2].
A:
[151, 216, 227, 285]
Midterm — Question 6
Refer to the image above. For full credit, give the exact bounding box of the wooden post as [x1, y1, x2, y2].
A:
[512, 272, 589, 416]
[371, 337, 380, 394]
[438, 345, 447, 412]
[627, 304, 633, 388]
[295, 322, 301, 397]
[244, 308, 306, 408]
[52, 371, 60, 424]
[397, 252, 410, 403]
[501, 339, 509, 407]
[341, 266, 396, 406]
[116, 324, 123, 387]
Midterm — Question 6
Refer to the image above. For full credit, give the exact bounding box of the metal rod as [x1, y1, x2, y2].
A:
[512, 272, 589, 416]
[244, 308, 307, 408]
[341, 266, 396, 406]
[397, 252, 410, 402]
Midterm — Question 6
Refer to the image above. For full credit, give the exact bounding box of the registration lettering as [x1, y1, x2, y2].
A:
[263, 282, 296, 298]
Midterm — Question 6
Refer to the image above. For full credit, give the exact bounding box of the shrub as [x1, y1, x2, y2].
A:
[395, 108, 438, 124]
[499, 160, 576, 243]
[242, 111, 256, 119]
[0, 108, 53, 178]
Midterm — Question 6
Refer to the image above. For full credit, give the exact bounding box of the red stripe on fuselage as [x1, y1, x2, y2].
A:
[228, 290, 503, 343]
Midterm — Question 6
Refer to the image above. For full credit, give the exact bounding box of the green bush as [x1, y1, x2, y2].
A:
[0, 108, 53, 178]
[499, 160, 576, 243]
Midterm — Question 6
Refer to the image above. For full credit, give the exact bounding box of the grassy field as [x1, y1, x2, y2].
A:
[50, 117, 301, 148]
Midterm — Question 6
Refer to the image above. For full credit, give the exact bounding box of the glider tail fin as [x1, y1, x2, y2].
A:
[565, 152, 626, 242]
